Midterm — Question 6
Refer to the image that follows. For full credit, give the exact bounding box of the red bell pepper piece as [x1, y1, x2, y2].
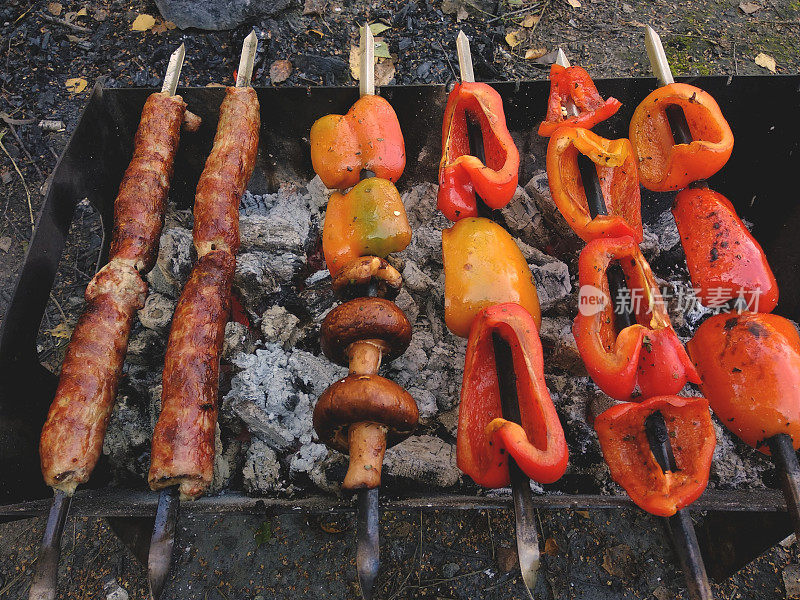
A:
[572, 236, 700, 401]
[594, 396, 716, 517]
[457, 303, 568, 488]
[672, 187, 778, 312]
[438, 82, 520, 221]
[688, 312, 800, 454]
[546, 126, 643, 243]
[538, 64, 622, 137]
[629, 83, 734, 191]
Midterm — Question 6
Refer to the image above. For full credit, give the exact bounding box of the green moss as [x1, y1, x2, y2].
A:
[664, 35, 713, 77]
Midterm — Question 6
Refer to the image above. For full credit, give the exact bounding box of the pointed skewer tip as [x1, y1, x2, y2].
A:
[455, 30, 475, 83]
[359, 22, 375, 96]
[643, 23, 674, 86]
[235, 30, 258, 88]
[160, 42, 186, 96]
[555, 48, 570, 68]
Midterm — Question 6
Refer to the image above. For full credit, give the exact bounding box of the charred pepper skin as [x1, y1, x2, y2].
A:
[442, 217, 541, 338]
[538, 64, 622, 137]
[457, 303, 568, 488]
[629, 83, 734, 192]
[310, 95, 406, 191]
[438, 82, 520, 221]
[672, 187, 778, 312]
[688, 312, 800, 455]
[572, 236, 699, 401]
[546, 126, 643, 243]
[594, 395, 716, 517]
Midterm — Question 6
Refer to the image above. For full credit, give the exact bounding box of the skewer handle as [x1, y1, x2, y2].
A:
[767, 433, 800, 539]
[359, 24, 375, 96]
[147, 486, 180, 600]
[356, 488, 380, 600]
[28, 491, 71, 600]
[646, 412, 714, 600]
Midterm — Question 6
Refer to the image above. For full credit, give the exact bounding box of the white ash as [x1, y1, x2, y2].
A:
[642, 210, 681, 258]
[137, 293, 175, 333]
[208, 424, 243, 495]
[437, 407, 459, 438]
[289, 442, 346, 495]
[103, 389, 151, 483]
[259, 305, 301, 348]
[242, 438, 283, 494]
[383, 436, 461, 488]
[539, 316, 585, 375]
[146, 227, 194, 299]
[516, 239, 573, 311]
[234, 250, 303, 309]
[125, 326, 165, 366]
[708, 419, 771, 490]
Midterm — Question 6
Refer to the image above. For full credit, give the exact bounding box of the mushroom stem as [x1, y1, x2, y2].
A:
[342, 421, 388, 490]
[348, 340, 385, 375]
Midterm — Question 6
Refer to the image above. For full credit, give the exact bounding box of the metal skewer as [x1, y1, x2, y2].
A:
[146, 36, 253, 600]
[352, 24, 381, 600]
[556, 47, 713, 600]
[645, 24, 800, 542]
[457, 30, 539, 599]
[28, 42, 187, 600]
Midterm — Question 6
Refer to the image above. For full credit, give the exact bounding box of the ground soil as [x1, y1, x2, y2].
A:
[1, 0, 800, 598]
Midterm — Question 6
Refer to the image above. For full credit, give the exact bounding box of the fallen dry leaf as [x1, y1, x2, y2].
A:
[575, 510, 590, 518]
[567, 0, 581, 7]
[496, 546, 518, 572]
[0, 236, 11, 253]
[48, 321, 73, 339]
[349, 44, 360, 79]
[93, 7, 108, 21]
[47, 2, 62, 16]
[521, 14, 540, 27]
[151, 21, 169, 34]
[544, 537, 559, 556]
[622, 2, 634, 12]
[131, 14, 156, 31]
[65, 77, 88, 94]
[369, 23, 390, 35]
[303, 0, 327, 15]
[525, 47, 548, 60]
[505, 29, 525, 48]
[269, 59, 293, 83]
[739, 1, 761, 14]
[652, 586, 670, 600]
[755, 52, 777, 73]
[75, 7, 87, 17]
[602, 544, 633, 580]
[374, 39, 392, 59]
[374, 58, 395, 86]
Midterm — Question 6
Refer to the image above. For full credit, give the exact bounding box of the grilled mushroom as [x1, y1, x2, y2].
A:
[321, 297, 411, 371]
[332, 255, 403, 300]
[313, 374, 418, 489]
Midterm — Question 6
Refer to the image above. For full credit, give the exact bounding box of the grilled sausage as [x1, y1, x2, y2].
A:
[39, 261, 147, 494]
[109, 92, 187, 274]
[148, 250, 235, 500]
[193, 87, 260, 258]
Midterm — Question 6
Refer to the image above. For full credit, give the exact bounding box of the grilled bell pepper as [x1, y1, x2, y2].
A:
[310, 95, 405, 190]
[594, 396, 715, 517]
[672, 187, 778, 312]
[457, 303, 568, 487]
[538, 64, 622, 137]
[688, 312, 800, 454]
[546, 126, 643, 243]
[629, 83, 734, 191]
[443, 217, 540, 338]
[438, 82, 520, 221]
[573, 236, 700, 401]
[322, 177, 412, 276]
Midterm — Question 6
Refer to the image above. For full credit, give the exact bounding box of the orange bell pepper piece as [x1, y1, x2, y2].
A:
[310, 95, 405, 190]
[688, 312, 800, 454]
[629, 83, 733, 191]
[438, 82, 520, 221]
[546, 126, 643, 243]
[672, 187, 778, 312]
[572, 236, 699, 401]
[594, 396, 716, 517]
[322, 177, 411, 276]
[457, 303, 568, 488]
[442, 217, 540, 338]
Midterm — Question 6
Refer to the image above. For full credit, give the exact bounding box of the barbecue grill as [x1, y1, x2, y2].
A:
[2, 76, 799, 582]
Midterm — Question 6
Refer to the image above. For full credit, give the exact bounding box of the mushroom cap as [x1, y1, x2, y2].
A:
[313, 374, 419, 453]
[332, 255, 403, 300]
[321, 297, 411, 367]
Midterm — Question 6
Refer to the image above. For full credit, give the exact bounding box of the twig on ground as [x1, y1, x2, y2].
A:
[39, 13, 93, 35]
[0, 129, 34, 232]
[5, 121, 44, 179]
[488, 3, 542, 23]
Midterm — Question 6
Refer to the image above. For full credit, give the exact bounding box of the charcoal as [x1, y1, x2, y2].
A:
[260, 305, 301, 348]
[103, 390, 151, 482]
[147, 227, 194, 299]
[516, 239, 573, 310]
[125, 326, 165, 365]
[222, 321, 256, 361]
[208, 425, 243, 495]
[525, 171, 581, 248]
[501, 185, 551, 249]
[137, 293, 175, 333]
[539, 316, 585, 375]
[242, 438, 283, 494]
[289, 442, 346, 494]
[384, 435, 461, 488]
[401, 260, 435, 294]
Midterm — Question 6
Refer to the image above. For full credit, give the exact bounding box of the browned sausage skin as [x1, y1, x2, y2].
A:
[109, 92, 187, 274]
[193, 87, 260, 258]
[150, 86, 259, 500]
[148, 250, 235, 500]
[39, 261, 147, 493]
